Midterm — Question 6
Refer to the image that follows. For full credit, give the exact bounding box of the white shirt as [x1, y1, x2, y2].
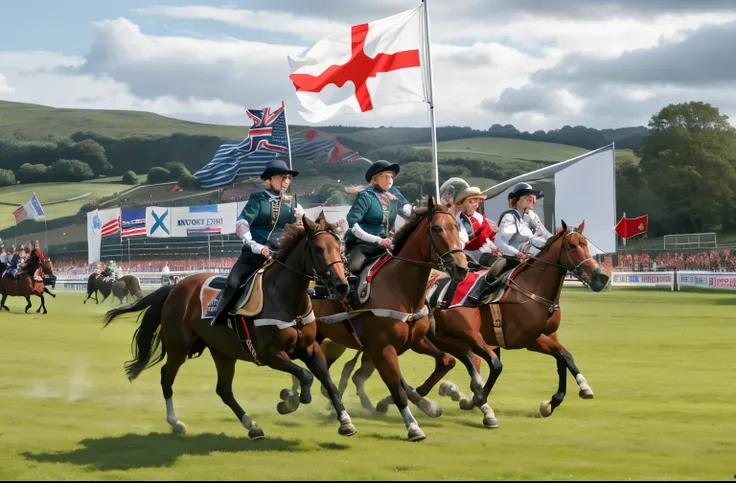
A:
[0, 252, 7, 264]
[162, 265, 170, 274]
[495, 209, 553, 257]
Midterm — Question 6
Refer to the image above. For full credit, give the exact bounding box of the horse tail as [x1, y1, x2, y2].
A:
[104, 285, 175, 381]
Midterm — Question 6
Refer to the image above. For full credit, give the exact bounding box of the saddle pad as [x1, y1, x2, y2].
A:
[366, 254, 391, 283]
[200, 276, 228, 319]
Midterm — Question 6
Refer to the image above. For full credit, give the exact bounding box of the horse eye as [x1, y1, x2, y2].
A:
[568, 244, 577, 249]
[431, 225, 443, 232]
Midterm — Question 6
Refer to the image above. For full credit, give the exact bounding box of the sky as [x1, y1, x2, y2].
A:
[1, 0, 736, 132]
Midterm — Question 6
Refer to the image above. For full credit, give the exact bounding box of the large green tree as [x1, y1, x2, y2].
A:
[638, 102, 736, 234]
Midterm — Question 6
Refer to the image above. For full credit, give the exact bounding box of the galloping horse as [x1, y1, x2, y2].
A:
[85, 273, 143, 305]
[103, 213, 357, 439]
[294, 197, 468, 441]
[0, 249, 54, 314]
[427, 220, 610, 428]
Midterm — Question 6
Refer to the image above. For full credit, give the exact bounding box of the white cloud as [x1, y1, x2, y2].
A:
[0, 73, 14, 93]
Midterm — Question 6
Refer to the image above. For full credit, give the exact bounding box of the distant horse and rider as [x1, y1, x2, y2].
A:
[84, 261, 143, 305]
[0, 242, 56, 314]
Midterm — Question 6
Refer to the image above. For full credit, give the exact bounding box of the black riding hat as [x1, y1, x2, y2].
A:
[365, 160, 400, 183]
[260, 158, 299, 181]
[508, 182, 543, 200]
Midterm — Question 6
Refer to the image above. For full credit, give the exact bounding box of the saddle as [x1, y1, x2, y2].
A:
[311, 254, 391, 309]
[429, 269, 514, 310]
[200, 259, 275, 321]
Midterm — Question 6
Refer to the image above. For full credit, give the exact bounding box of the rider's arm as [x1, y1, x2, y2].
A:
[389, 187, 412, 219]
[529, 210, 554, 240]
[347, 192, 383, 244]
[495, 214, 520, 256]
[235, 196, 266, 254]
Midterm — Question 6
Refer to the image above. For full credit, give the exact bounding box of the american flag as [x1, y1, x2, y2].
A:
[194, 106, 289, 189]
[101, 217, 120, 238]
[121, 208, 146, 238]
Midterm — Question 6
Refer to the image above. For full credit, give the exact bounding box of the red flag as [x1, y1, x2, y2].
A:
[170, 184, 183, 193]
[615, 215, 648, 239]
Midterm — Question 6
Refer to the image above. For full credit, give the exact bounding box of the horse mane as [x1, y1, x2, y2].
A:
[391, 198, 453, 254]
[276, 217, 339, 261]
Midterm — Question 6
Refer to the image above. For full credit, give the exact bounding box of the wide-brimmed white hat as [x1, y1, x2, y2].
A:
[454, 187, 487, 204]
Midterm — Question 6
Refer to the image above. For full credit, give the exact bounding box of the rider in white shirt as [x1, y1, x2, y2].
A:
[466, 182, 554, 305]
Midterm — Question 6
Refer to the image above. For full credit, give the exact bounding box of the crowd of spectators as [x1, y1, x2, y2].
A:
[615, 250, 735, 272]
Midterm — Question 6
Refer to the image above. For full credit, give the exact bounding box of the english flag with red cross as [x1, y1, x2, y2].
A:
[288, 6, 426, 123]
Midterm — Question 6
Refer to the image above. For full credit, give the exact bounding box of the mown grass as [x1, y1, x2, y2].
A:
[0, 289, 733, 480]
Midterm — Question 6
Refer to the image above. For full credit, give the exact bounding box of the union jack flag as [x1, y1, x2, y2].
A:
[194, 107, 289, 189]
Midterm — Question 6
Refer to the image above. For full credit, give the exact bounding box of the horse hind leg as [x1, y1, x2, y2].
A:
[210, 348, 264, 440]
[160, 353, 190, 435]
[0, 294, 8, 311]
[25, 296, 32, 313]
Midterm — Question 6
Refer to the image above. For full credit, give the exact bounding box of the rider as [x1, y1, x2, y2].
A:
[7, 246, 25, 278]
[344, 160, 412, 275]
[101, 260, 121, 283]
[0, 241, 7, 274]
[453, 185, 500, 267]
[211, 157, 303, 327]
[465, 182, 553, 305]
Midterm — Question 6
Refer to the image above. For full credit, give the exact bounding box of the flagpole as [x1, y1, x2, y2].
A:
[422, 0, 441, 201]
[44, 219, 48, 251]
[282, 100, 294, 171]
[622, 211, 627, 248]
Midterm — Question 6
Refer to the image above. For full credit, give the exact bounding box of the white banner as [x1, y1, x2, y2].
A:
[677, 271, 736, 291]
[146, 206, 172, 238]
[87, 208, 121, 264]
[610, 271, 675, 291]
[171, 203, 237, 237]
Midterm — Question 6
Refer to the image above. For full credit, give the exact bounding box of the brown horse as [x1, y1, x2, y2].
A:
[425, 220, 610, 428]
[84, 274, 143, 305]
[0, 249, 54, 314]
[293, 197, 468, 441]
[103, 213, 357, 439]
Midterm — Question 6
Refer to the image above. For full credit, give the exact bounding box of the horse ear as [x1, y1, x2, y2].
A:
[302, 214, 316, 234]
[577, 220, 585, 233]
[561, 219, 568, 233]
[317, 210, 327, 224]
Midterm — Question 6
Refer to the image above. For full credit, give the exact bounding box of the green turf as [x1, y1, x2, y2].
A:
[0, 289, 733, 479]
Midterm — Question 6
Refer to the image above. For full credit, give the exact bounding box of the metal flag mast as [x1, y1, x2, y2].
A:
[421, 0, 441, 201]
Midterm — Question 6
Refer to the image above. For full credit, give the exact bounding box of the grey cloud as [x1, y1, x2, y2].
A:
[532, 21, 736, 88]
[481, 86, 573, 116]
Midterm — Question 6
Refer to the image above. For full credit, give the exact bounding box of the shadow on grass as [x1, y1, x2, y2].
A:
[22, 432, 303, 471]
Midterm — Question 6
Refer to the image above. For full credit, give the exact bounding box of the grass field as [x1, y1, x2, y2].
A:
[0, 100, 251, 142]
[413, 138, 640, 167]
[0, 289, 734, 480]
[0, 178, 131, 230]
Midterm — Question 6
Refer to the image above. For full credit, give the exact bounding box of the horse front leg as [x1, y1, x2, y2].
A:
[0, 294, 9, 311]
[300, 341, 356, 436]
[44, 287, 56, 298]
[25, 296, 32, 313]
[369, 342, 426, 441]
[527, 333, 594, 418]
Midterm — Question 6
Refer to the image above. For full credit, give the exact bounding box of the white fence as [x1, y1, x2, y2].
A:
[53, 270, 736, 293]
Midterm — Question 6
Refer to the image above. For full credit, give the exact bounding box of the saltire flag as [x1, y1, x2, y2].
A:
[288, 7, 426, 122]
[121, 208, 146, 238]
[615, 214, 648, 239]
[194, 106, 289, 189]
[12, 193, 45, 223]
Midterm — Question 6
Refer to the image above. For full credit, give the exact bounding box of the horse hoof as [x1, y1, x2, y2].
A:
[483, 416, 499, 429]
[459, 398, 475, 411]
[280, 389, 295, 401]
[375, 399, 391, 414]
[539, 400, 553, 418]
[579, 389, 594, 399]
[438, 381, 457, 398]
[277, 401, 292, 415]
[248, 427, 265, 440]
[407, 424, 426, 442]
[338, 422, 357, 437]
[299, 390, 312, 405]
[171, 421, 187, 436]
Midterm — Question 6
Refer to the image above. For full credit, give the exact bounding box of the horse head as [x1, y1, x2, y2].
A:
[399, 196, 468, 284]
[298, 211, 349, 300]
[544, 220, 610, 292]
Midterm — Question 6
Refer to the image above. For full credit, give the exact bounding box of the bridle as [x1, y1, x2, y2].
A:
[385, 207, 465, 273]
[527, 230, 595, 282]
[271, 229, 345, 286]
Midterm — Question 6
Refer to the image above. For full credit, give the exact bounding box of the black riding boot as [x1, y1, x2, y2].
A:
[465, 257, 508, 306]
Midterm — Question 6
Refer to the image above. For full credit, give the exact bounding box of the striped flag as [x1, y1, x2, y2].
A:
[121, 208, 146, 238]
[12, 193, 45, 223]
[101, 210, 121, 238]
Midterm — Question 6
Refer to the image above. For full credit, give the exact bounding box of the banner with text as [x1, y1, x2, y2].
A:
[171, 203, 237, 237]
[610, 271, 675, 291]
[146, 206, 172, 238]
[677, 272, 736, 291]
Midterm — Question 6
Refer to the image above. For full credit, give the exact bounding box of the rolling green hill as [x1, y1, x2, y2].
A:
[0, 100, 251, 142]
